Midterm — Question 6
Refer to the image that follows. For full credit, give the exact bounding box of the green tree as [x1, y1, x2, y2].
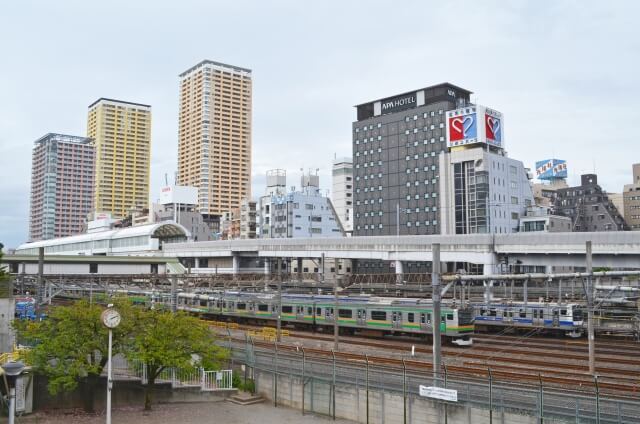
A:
[13, 298, 135, 412]
[128, 309, 228, 410]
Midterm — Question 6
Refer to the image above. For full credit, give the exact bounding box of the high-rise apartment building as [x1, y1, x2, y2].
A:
[331, 157, 353, 234]
[87, 98, 152, 219]
[29, 133, 95, 241]
[623, 163, 640, 230]
[177, 60, 252, 219]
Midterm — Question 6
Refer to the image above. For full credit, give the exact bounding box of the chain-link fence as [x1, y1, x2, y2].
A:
[231, 338, 640, 424]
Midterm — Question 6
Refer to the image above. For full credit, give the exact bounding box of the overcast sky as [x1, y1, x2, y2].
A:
[1, 1, 638, 248]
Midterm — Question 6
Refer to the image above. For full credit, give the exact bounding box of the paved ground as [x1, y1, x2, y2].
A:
[21, 400, 355, 424]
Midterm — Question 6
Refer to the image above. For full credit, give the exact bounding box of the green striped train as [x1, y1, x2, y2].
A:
[174, 292, 474, 346]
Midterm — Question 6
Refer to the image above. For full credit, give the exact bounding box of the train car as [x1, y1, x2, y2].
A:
[174, 292, 474, 346]
[472, 302, 584, 337]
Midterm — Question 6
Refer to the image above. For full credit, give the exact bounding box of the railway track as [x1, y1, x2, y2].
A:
[239, 337, 640, 395]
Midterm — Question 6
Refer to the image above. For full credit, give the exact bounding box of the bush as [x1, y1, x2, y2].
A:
[232, 370, 255, 393]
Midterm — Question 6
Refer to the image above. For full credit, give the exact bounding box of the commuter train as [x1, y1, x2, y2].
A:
[173, 292, 474, 346]
[472, 302, 584, 337]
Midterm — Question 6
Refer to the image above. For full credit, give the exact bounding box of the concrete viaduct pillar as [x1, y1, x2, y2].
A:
[297, 257, 303, 282]
[232, 254, 240, 277]
[395, 259, 404, 284]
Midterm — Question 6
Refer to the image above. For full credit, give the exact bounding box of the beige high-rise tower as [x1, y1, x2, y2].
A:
[178, 60, 252, 219]
[87, 98, 152, 219]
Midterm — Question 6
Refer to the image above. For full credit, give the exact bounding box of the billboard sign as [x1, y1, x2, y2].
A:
[446, 105, 503, 149]
[535, 159, 568, 180]
[159, 185, 198, 205]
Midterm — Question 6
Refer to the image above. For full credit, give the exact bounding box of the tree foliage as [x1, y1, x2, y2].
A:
[13, 298, 228, 411]
[0, 242, 9, 282]
[13, 298, 136, 412]
[127, 309, 228, 410]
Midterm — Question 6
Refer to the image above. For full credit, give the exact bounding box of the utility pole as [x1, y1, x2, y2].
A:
[37, 247, 44, 307]
[432, 243, 442, 386]
[586, 241, 595, 375]
[277, 258, 282, 342]
[332, 256, 339, 351]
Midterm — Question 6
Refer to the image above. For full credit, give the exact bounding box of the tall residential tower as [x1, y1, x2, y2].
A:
[87, 98, 152, 219]
[177, 60, 252, 221]
[29, 133, 95, 241]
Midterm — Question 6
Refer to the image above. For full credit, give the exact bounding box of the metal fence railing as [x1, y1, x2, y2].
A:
[103, 354, 233, 391]
[230, 337, 640, 424]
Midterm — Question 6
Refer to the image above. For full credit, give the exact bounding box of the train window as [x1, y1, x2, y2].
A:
[317, 308, 322, 315]
[489, 309, 497, 317]
[427, 313, 432, 323]
[446, 314, 453, 321]
[258, 304, 269, 312]
[560, 309, 567, 316]
[237, 303, 246, 310]
[480, 309, 487, 316]
[338, 309, 352, 318]
[223, 302, 227, 308]
[282, 306, 293, 313]
[89, 263, 98, 273]
[408, 313, 415, 323]
[308, 307, 313, 315]
[371, 311, 387, 321]
[440, 316, 446, 323]
[420, 313, 426, 324]
[200, 300, 207, 307]
[519, 309, 526, 318]
[326, 308, 334, 316]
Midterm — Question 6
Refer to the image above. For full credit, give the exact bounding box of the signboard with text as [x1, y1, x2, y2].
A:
[535, 159, 568, 180]
[419, 385, 458, 402]
[446, 105, 503, 150]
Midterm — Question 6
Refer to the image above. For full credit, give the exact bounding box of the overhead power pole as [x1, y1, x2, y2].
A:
[432, 243, 442, 385]
[586, 241, 595, 375]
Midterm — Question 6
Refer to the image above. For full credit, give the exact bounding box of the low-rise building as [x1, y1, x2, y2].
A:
[519, 207, 572, 232]
[152, 185, 215, 242]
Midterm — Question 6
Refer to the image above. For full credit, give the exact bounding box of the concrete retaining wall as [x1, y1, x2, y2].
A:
[253, 368, 566, 424]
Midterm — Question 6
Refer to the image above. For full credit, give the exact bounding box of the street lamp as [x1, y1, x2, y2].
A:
[1, 360, 26, 424]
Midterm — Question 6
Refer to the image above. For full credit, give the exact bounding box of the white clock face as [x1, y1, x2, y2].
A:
[102, 309, 121, 328]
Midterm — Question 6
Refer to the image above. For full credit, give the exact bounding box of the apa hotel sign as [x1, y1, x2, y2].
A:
[381, 94, 416, 113]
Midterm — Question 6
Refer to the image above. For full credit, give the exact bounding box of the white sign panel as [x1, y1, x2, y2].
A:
[15, 375, 26, 412]
[419, 385, 458, 402]
[159, 185, 198, 205]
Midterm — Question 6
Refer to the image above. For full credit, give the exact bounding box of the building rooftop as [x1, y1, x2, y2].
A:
[34, 133, 93, 145]
[88, 97, 151, 109]
[179, 59, 252, 77]
[354, 82, 472, 108]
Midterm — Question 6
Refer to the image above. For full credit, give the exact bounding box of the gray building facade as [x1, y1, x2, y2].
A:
[553, 174, 627, 231]
[352, 83, 471, 236]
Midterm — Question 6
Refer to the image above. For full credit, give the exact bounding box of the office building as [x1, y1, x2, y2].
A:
[553, 174, 627, 231]
[87, 98, 152, 219]
[331, 157, 354, 235]
[177, 60, 252, 219]
[258, 171, 343, 238]
[29, 133, 95, 241]
[353, 84, 533, 236]
[623, 163, 640, 230]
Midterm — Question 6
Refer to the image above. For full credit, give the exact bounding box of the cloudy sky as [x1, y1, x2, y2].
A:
[1, 1, 638, 248]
